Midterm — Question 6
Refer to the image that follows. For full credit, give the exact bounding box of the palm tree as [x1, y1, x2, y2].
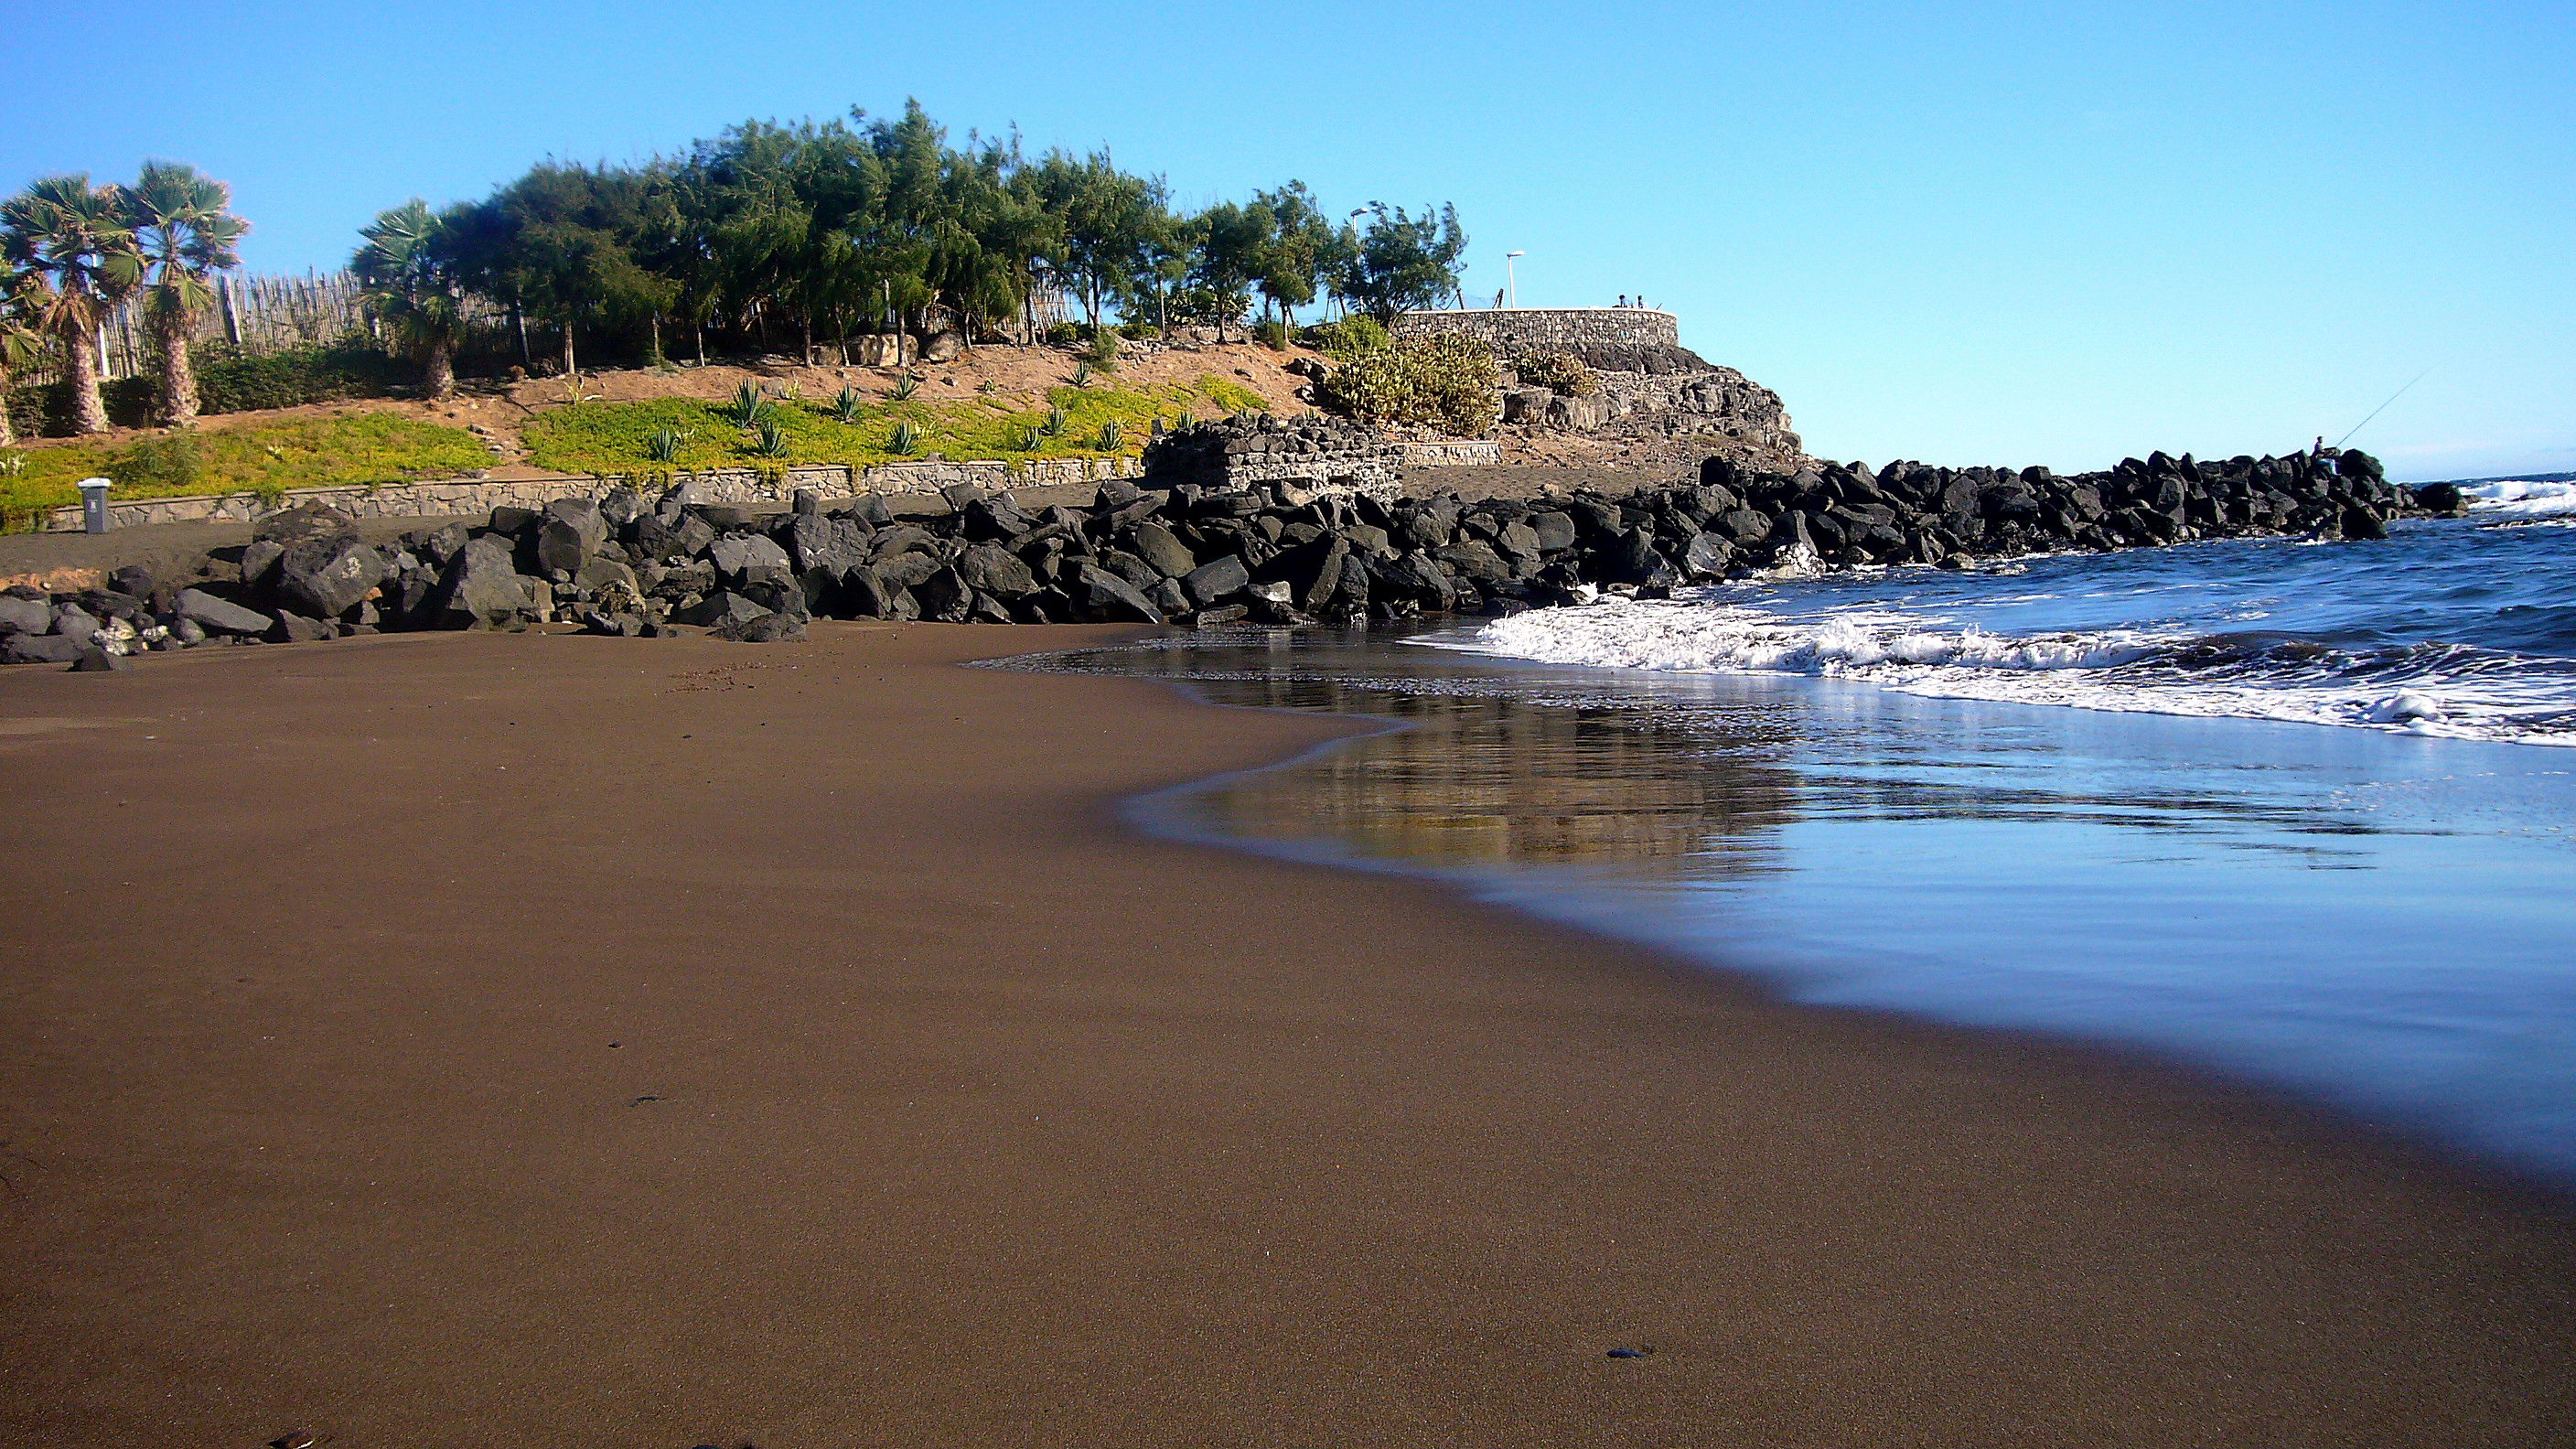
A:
[353, 199, 471, 399]
[122, 160, 247, 425]
[0, 257, 49, 446]
[0, 175, 139, 435]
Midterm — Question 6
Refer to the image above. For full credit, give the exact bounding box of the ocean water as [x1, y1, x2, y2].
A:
[1023, 488, 2576, 1186]
[1474, 481, 2576, 746]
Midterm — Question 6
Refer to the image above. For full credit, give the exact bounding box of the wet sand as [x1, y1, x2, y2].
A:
[0, 624, 2571, 1447]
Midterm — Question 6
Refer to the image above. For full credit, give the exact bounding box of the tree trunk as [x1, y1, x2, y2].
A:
[0, 368, 14, 447]
[649, 313, 663, 368]
[562, 322, 576, 383]
[424, 337, 456, 400]
[512, 306, 530, 367]
[695, 320, 706, 366]
[154, 309, 201, 426]
[66, 327, 108, 435]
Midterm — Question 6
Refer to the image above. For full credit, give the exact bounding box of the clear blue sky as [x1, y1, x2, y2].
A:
[8, 0, 2568, 479]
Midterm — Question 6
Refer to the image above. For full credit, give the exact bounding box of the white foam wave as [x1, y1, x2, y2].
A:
[2463, 479, 2576, 518]
[1463, 600, 2573, 746]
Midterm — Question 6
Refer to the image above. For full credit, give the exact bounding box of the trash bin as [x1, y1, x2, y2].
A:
[78, 478, 113, 534]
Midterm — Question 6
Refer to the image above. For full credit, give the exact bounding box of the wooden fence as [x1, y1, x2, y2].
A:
[18, 269, 1079, 388]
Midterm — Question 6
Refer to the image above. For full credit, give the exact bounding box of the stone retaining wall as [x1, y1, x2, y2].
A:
[46, 439, 1512, 533]
[46, 456, 1144, 532]
[1394, 307, 1680, 360]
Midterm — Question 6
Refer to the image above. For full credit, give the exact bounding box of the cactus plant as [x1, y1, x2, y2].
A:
[890, 372, 919, 402]
[1070, 360, 1093, 388]
[1016, 424, 1043, 451]
[729, 380, 769, 427]
[645, 426, 691, 463]
[752, 418, 790, 458]
[888, 420, 919, 456]
[1095, 419, 1122, 451]
[1041, 403, 1068, 437]
[832, 385, 864, 423]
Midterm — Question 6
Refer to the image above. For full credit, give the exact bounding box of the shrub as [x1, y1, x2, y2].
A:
[1117, 321, 1161, 340]
[195, 341, 402, 415]
[1298, 316, 1390, 360]
[107, 434, 203, 495]
[1254, 319, 1290, 350]
[1315, 333, 1499, 435]
[1083, 328, 1120, 367]
[1516, 351, 1601, 397]
[1044, 322, 1082, 347]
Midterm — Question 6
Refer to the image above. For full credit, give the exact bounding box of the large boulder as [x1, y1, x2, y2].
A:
[253, 501, 360, 548]
[1069, 563, 1165, 624]
[48, 603, 101, 641]
[1127, 521, 1198, 578]
[0, 595, 51, 636]
[956, 542, 1038, 599]
[438, 537, 533, 629]
[1182, 554, 1250, 606]
[597, 484, 645, 529]
[2, 633, 85, 666]
[708, 533, 794, 586]
[675, 591, 774, 630]
[277, 536, 387, 619]
[535, 498, 608, 575]
[175, 587, 272, 637]
[1681, 531, 1736, 580]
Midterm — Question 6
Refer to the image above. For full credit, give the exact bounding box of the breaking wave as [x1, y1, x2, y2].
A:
[1451, 516, 2576, 746]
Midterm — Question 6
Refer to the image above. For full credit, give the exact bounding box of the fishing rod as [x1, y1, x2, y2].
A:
[2335, 367, 2432, 449]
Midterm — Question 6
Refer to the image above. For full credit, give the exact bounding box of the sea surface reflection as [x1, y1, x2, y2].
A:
[1014, 627, 2576, 1186]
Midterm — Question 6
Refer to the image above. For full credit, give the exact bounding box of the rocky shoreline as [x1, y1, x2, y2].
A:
[0, 418, 2447, 666]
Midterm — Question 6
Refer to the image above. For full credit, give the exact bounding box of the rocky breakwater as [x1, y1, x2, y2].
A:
[1695, 446, 2425, 571]
[0, 445, 2444, 669]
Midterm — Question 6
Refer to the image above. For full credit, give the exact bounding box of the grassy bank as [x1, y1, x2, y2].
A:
[0, 413, 493, 531]
[521, 373, 1270, 477]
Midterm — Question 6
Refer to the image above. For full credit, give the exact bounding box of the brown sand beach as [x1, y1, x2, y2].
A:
[2, 624, 2572, 1446]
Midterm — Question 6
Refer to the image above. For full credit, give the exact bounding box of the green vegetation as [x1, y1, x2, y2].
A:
[124, 161, 249, 425]
[1300, 315, 1390, 360]
[1516, 350, 1601, 397]
[0, 413, 491, 530]
[1315, 333, 1499, 435]
[521, 371, 1265, 476]
[331, 103, 1468, 370]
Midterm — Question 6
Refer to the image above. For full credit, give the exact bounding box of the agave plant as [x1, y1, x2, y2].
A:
[1070, 360, 1093, 388]
[1095, 419, 1122, 451]
[752, 419, 789, 458]
[888, 420, 919, 456]
[728, 380, 768, 427]
[1040, 403, 1068, 437]
[977, 377, 998, 396]
[645, 426, 692, 463]
[832, 385, 864, 424]
[889, 371, 919, 402]
[1016, 424, 1043, 451]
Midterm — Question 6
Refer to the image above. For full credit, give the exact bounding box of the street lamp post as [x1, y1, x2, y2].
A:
[1504, 252, 1524, 309]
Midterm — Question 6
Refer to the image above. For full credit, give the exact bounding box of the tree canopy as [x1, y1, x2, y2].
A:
[381, 101, 1471, 362]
